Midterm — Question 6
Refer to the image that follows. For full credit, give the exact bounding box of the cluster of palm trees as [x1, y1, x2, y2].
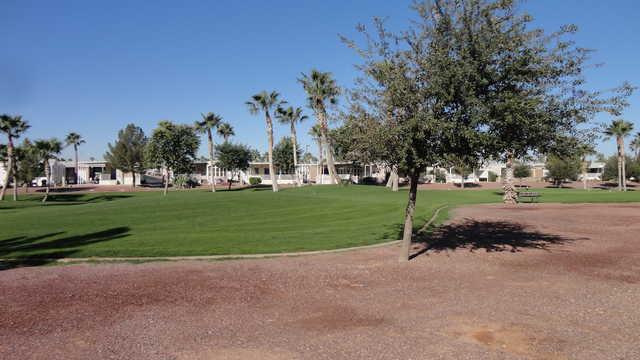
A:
[0, 114, 86, 202]
[194, 112, 235, 192]
[603, 119, 639, 191]
[245, 69, 341, 192]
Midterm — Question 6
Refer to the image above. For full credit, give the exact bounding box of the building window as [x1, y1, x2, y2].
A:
[254, 167, 259, 175]
[264, 168, 269, 175]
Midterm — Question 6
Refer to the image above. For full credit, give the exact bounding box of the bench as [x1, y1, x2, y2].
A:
[517, 191, 541, 203]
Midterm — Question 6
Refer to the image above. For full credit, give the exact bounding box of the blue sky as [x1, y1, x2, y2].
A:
[2, 0, 639, 160]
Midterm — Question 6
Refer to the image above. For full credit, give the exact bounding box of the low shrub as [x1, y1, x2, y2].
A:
[249, 177, 262, 186]
[360, 176, 378, 185]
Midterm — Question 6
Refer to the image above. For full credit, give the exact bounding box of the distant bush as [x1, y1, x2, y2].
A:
[360, 176, 378, 185]
[340, 178, 352, 186]
[488, 171, 498, 182]
[435, 170, 446, 183]
[249, 177, 262, 186]
[513, 164, 532, 179]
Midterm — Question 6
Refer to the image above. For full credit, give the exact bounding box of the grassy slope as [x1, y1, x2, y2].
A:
[1, 186, 639, 259]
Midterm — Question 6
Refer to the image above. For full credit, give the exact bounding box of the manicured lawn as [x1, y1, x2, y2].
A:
[1, 185, 639, 260]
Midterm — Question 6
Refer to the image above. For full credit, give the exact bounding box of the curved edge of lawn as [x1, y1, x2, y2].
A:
[0, 204, 451, 265]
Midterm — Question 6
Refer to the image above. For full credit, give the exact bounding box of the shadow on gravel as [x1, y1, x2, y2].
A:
[410, 220, 577, 260]
[0, 227, 130, 270]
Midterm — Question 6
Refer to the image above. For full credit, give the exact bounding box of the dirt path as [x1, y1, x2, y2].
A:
[1, 203, 639, 359]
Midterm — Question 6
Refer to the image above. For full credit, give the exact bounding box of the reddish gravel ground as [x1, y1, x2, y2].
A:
[1, 203, 639, 359]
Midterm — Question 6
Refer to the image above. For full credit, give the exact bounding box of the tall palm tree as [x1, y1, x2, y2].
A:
[65, 132, 85, 185]
[603, 119, 634, 191]
[246, 91, 285, 192]
[630, 132, 640, 161]
[298, 69, 341, 185]
[309, 124, 324, 184]
[195, 112, 223, 192]
[0, 114, 30, 201]
[216, 122, 235, 142]
[276, 106, 308, 186]
[34, 138, 63, 203]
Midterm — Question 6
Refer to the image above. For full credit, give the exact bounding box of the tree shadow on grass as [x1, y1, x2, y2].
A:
[0, 227, 130, 270]
[409, 219, 579, 260]
[0, 194, 133, 210]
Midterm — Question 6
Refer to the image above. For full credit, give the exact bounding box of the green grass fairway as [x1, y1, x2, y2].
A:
[1, 186, 639, 260]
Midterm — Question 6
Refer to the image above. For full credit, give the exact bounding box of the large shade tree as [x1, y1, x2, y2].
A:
[298, 69, 342, 185]
[215, 142, 251, 190]
[344, 0, 632, 260]
[603, 119, 634, 191]
[104, 124, 147, 189]
[64, 132, 85, 185]
[246, 91, 285, 192]
[145, 121, 200, 196]
[0, 114, 30, 201]
[195, 112, 223, 192]
[34, 138, 63, 203]
[276, 106, 308, 186]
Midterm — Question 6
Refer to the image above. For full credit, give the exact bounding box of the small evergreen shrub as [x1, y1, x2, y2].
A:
[249, 177, 262, 186]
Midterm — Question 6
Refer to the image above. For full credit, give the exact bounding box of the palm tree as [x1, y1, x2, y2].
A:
[34, 138, 63, 203]
[298, 69, 341, 185]
[0, 114, 30, 201]
[603, 119, 634, 191]
[309, 124, 323, 183]
[216, 122, 235, 142]
[195, 112, 223, 192]
[630, 132, 640, 161]
[65, 132, 85, 185]
[246, 91, 285, 192]
[276, 106, 308, 186]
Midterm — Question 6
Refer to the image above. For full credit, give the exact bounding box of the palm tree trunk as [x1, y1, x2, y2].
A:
[316, 140, 323, 184]
[42, 159, 51, 203]
[581, 156, 588, 190]
[503, 152, 517, 204]
[621, 142, 627, 191]
[291, 122, 300, 187]
[318, 111, 340, 185]
[399, 169, 420, 262]
[617, 138, 623, 191]
[74, 144, 79, 185]
[12, 160, 18, 201]
[208, 129, 216, 192]
[131, 171, 136, 190]
[266, 112, 278, 192]
[0, 136, 14, 201]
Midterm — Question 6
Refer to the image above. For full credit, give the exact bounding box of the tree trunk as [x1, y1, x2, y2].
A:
[316, 140, 323, 184]
[208, 129, 216, 192]
[581, 156, 588, 190]
[42, 159, 51, 203]
[617, 138, 623, 191]
[399, 169, 419, 262]
[131, 171, 136, 190]
[266, 112, 278, 192]
[502, 153, 518, 204]
[163, 168, 169, 196]
[12, 160, 18, 201]
[621, 143, 627, 192]
[386, 165, 399, 191]
[291, 122, 300, 187]
[0, 136, 14, 201]
[74, 144, 79, 185]
[318, 111, 340, 185]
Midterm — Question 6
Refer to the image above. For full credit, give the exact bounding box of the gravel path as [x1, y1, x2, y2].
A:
[1, 203, 639, 359]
